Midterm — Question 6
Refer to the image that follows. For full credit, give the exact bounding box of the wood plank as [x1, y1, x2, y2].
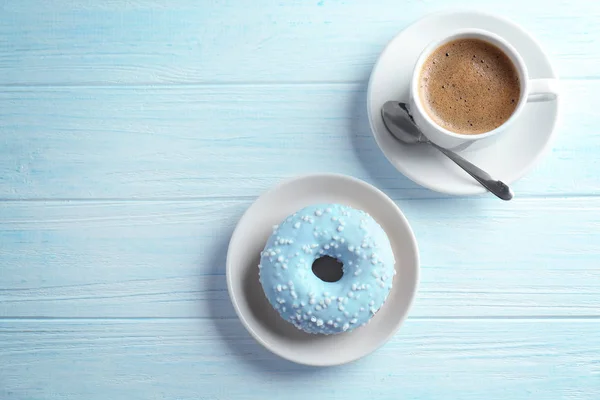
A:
[0, 318, 598, 399]
[1, 197, 598, 318]
[1, 0, 599, 85]
[1, 81, 598, 199]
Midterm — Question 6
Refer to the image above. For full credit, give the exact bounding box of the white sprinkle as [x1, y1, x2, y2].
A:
[311, 244, 318, 248]
[276, 285, 282, 292]
[294, 222, 301, 229]
[372, 271, 379, 278]
[293, 303, 299, 309]
[381, 275, 388, 281]
[351, 284, 357, 291]
[338, 297, 344, 302]
[282, 264, 288, 269]
[309, 298, 316, 305]
[326, 208, 332, 213]
[348, 246, 354, 252]
[342, 323, 350, 331]
[327, 320, 334, 326]
[362, 243, 368, 248]
[333, 323, 339, 328]
[315, 209, 323, 216]
[348, 292, 354, 298]
[360, 307, 365, 312]
[316, 319, 324, 326]
[336, 317, 342, 322]
[369, 300, 375, 306]
[324, 298, 331, 305]
[324, 244, 330, 250]
[282, 285, 288, 290]
[291, 291, 298, 299]
[331, 216, 337, 221]
[344, 311, 350, 317]
[319, 249, 324, 254]
[371, 259, 377, 265]
[340, 238, 345, 243]
[337, 226, 344, 232]
[350, 318, 358, 324]
[339, 220, 345, 226]
[379, 281, 385, 288]
[315, 305, 322, 311]
[300, 301, 306, 307]
[277, 256, 284, 262]
[311, 316, 317, 322]
[258, 264, 263, 269]
[307, 310, 312, 315]
[282, 307, 286, 312]
[338, 304, 344, 311]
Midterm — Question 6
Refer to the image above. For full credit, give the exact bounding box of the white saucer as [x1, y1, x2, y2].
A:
[226, 174, 419, 366]
[367, 11, 560, 195]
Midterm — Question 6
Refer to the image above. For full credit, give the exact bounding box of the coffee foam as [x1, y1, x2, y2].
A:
[419, 38, 520, 135]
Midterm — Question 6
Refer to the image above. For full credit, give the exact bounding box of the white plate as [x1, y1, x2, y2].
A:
[368, 11, 560, 195]
[226, 174, 419, 366]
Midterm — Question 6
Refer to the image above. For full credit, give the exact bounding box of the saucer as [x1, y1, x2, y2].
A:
[226, 174, 419, 366]
[367, 11, 560, 195]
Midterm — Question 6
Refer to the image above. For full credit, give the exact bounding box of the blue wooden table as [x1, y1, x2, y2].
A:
[1, 1, 599, 399]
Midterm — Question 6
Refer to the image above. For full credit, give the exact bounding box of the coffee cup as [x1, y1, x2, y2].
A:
[409, 29, 559, 149]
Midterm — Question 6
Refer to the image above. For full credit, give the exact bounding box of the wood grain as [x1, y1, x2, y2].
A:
[1, 197, 598, 318]
[1, 0, 598, 85]
[1, 319, 598, 399]
[1, 81, 598, 200]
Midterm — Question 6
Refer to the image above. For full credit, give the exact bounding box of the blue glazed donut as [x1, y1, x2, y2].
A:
[259, 203, 395, 334]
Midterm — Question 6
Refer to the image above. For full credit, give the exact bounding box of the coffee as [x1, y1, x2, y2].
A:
[418, 38, 520, 135]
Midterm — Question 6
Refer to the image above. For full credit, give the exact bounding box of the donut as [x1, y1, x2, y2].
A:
[258, 203, 395, 334]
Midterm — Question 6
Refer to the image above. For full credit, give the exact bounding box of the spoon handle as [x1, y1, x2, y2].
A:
[429, 142, 513, 201]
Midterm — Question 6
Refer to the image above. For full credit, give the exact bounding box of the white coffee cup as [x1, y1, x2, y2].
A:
[409, 29, 559, 149]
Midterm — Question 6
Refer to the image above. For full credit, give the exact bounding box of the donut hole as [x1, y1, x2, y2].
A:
[312, 256, 344, 283]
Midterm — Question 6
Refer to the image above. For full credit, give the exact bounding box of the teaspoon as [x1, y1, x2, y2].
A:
[381, 101, 513, 201]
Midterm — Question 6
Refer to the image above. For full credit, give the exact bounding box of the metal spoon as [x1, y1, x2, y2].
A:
[381, 101, 513, 201]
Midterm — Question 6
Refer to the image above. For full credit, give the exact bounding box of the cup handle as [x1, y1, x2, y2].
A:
[527, 79, 559, 103]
